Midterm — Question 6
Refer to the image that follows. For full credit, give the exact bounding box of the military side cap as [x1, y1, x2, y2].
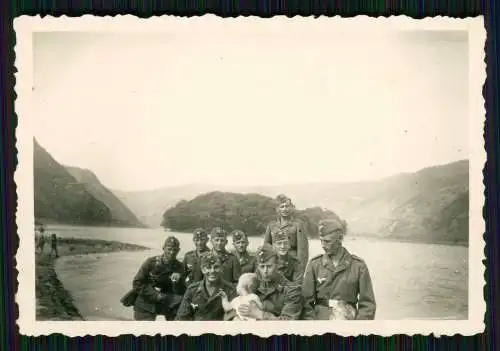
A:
[273, 230, 289, 242]
[163, 236, 180, 248]
[231, 230, 247, 242]
[255, 243, 278, 263]
[318, 219, 345, 236]
[193, 228, 208, 239]
[200, 252, 221, 268]
[210, 227, 227, 238]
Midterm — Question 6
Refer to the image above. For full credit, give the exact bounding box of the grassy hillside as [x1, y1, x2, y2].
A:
[65, 166, 145, 228]
[128, 160, 469, 245]
[34, 139, 143, 228]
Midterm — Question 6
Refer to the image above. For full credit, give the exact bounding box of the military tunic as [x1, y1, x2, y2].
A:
[277, 254, 303, 285]
[190, 250, 241, 284]
[264, 218, 309, 272]
[132, 255, 186, 320]
[224, 273, 303, 321]
[175, 279, 237, 321]
[302, 247, 376, 320]
[232, 250, 257, 274]
[183, 247, 210, 286]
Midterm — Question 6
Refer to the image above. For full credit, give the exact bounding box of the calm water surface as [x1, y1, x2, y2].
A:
[48, 225, 468, 321]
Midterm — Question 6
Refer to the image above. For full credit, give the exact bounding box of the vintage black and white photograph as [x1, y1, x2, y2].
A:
[15, 16, 485, 336]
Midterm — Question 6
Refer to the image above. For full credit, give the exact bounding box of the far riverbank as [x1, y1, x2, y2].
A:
[36, 237, 149, 321]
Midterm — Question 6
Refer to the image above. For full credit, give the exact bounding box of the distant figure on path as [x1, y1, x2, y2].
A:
[264, 195, 309, 272]
[36, 226, 46, 253]
[183, 228, 210, 286]
[175, 252, 237, 321]
[225, 244, 303, 321]
[230, 230, 256, 274]
[49, 233, 59, 258]
[131, 236, 186, 321]
[302, 219, 376, 320]
[273, 230, 303, 285]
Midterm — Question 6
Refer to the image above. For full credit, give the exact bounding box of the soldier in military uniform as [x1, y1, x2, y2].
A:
[273, 230, 303, 285]
[264, 195, 309, 272]
[230, 229, 257, 274]
[225, 244, 303, 321]
[302, 219, 376, 320]
[207, 227, 241, 283]
[175, 252, 237, 321]
[131, 236, 186, 320]
[183, 228, 211, 286]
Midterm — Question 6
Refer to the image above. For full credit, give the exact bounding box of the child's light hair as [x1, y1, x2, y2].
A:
[236, 273, 259, 296]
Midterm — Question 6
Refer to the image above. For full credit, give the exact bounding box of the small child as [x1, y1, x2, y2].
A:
[219, 273, 262, 321]
[328, 300, 357, 320]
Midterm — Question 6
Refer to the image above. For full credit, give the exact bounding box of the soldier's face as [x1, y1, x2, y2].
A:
[273, 239, 290, 256]
[277, 201, 293, 217]
[233, 239, 248, 253]
[162, 245, 178, 261]
[257, 257, 278, 281]
[202, 263, 222, 282]
[194, 236, 208, 250]
[320, 232, 343, 255]
[211, 237, 227, 252]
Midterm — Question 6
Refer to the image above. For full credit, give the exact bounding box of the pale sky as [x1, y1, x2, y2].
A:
[32, 28, 469, 192]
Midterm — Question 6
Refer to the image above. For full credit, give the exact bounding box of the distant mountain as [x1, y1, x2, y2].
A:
[161, 191, 341, 238]
[120, 160, 469, 245]
[113, 184, 221, 228]
[65, 166, 145, 228]
[34, 139, 144, 228]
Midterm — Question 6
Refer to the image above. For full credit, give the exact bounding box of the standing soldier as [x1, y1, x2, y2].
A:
[273, 231, 303, 285]
[264, 195, 309, 273]
[230, 230, 257, 274]
[302, 219, 376, 320]
[207, 227, 241, 284]
[225, 244, 303, 321]
[49, 233, 59, 258]
[183, 228, 210, 286]
[131, 236, 186, 321]
[37, 226, 46, 253]
[175, 252, 237, 321]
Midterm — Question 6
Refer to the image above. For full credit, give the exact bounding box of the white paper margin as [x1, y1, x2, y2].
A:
[14, 14, 487, 337]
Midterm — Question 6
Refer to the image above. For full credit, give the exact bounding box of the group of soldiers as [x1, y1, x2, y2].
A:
[122, 195, 377, 321]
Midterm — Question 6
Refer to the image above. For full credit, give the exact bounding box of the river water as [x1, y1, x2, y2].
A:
[49, 225, 468, 321]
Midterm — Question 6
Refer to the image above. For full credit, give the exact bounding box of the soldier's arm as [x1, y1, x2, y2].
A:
[263, 224, 272, 244]
[301, 261, 317, 320]
[356, 263, 377, 320]
[296, 222, 309, 272]
[174, 288, 194, 321]
[232, 256, 242, 283]
[223, 287, 238, 321]
[291, 262, 304, 286]
[260, 284, 303, 320]
[132, 258, 166, 302]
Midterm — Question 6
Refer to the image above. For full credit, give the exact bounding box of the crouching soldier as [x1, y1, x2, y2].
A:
[131, 236, 186, 320]
[175, 252, 237, 321]
[225, 244, 303, 321]
[302, 219, 376, 320]
[183, 228, 210, 286]
[230, 230, 257, 274]
[273, 230, 303, 285]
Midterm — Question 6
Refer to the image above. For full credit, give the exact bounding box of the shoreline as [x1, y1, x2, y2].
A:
[35, 237, 149, 321]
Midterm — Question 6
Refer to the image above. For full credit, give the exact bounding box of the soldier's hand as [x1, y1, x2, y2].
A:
[238, 304, 264, 320]
[170, 273, 181, 282]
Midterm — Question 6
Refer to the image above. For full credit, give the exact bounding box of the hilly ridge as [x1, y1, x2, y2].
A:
[34, 139, 144, 228]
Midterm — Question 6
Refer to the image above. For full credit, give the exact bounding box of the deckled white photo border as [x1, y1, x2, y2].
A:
[14, 15, 486, 337]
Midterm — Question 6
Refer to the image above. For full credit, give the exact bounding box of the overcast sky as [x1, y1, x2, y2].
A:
[32, 28, 469, 192]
